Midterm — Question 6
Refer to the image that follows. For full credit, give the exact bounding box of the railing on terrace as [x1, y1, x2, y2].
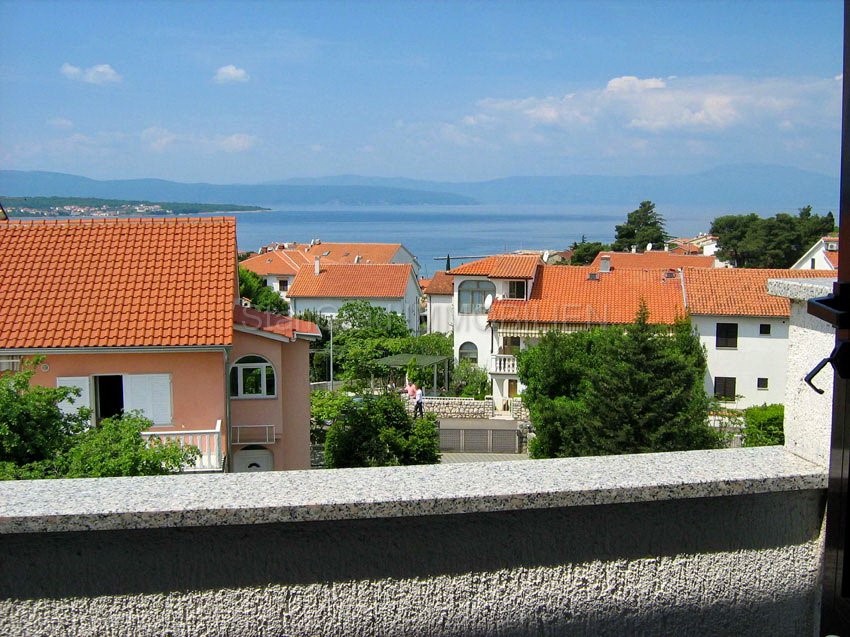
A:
[490, 354, 517, 374]
[141, 419, 223, 472]
[231, 423, 277, 445]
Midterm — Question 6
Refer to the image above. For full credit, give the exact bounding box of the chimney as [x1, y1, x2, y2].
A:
[314, 256, 320, 275]
[631, 245, 637, 254]
[354, 255, 361, 264]
[599, 255, 611, 273]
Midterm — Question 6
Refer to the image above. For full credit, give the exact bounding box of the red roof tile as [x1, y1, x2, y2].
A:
[591, 251, 715, 269]
[488, 266, 685, 325]
[449, 255, 540, 279]
[423, 271, 454, 296]
[683, 268, 836, 317]
[287, 263, 414, 299]
[234, 306, 321, 339]
[0, 217, 236, 348]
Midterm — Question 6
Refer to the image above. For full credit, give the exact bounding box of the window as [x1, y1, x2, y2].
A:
[715, 323, 738, 348]
[458, 280, 496, 314]
[757, 377, 769, 390]
[57, 374, 172, 424]
[458, 342, 478, 363]
[759, 323, 771, 335]
[811, 258, 816, 270]
[230, 355, 276, 398]
[714, 377, 737, 401]
[508, 280, 526, 299]
[278, 278, 289, 291]
[501, 336, 521, 355]
[0, 356, 21, 372]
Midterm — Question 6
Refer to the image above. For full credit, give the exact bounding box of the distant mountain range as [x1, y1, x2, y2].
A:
[0, 165, 839, 211]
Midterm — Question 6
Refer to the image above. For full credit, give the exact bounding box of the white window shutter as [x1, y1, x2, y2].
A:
[124, 374, 172, 425]
[56, 377, 91, 415]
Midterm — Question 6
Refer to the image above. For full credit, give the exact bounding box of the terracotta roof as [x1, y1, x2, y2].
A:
[288, 263, 415, 299]
[240, 249, 304, 276]
[262, 241, 406, 264]
[488, 266, 685, 325]
[591, 251, 716, 269]
[234, 306, 321, 340]
[449, 255, 540, 279]
[423, 271, 454, 296]
[826, 251, 840, 267]
[0, 217, 236, 348]
[683, 268, 836, 317]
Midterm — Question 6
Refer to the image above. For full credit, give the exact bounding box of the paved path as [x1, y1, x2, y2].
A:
[440, 452, 531, 463]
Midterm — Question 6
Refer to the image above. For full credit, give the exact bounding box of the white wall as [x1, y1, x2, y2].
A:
[452, 276, 494, 370]
[693, 315, 789, 409]
[427, 294, 453, 334]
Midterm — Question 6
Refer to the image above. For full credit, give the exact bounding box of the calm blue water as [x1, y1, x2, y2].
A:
[207, 204, 716, 276]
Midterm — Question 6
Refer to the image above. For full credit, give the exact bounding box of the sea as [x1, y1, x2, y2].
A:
[203, 203, 721, 277]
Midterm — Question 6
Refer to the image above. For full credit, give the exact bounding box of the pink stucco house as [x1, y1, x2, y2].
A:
[0, 217, 320, 472]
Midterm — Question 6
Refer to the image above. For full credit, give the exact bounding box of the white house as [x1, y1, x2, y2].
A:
[791, 235, 839, 271]
[287, 260, 421, 333]
[422, 271, 454, 334]
[447, 253, 836, 412]
[241, 241, 421, 303]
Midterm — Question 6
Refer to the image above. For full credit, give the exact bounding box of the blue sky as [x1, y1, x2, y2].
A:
[0, 0, 842, 183]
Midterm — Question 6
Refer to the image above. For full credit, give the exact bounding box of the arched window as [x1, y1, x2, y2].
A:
[458, 280, 496, 314]
[458, 341, 478, 364]
[230, 355, 276, 398]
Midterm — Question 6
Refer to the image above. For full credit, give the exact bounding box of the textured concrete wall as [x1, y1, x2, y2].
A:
[2, 489, 824, 637]
[404, 395, 495, 419]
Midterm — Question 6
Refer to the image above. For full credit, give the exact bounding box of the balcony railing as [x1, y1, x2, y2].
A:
[490, 354, 517, 374]
[231, 423, 277, 445]
[141, 419, 223, 472]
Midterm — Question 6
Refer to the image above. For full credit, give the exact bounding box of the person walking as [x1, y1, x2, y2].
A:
[414, 385, 424, 419]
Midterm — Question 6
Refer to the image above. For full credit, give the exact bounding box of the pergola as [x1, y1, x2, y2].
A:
[370, 353, 451, 394]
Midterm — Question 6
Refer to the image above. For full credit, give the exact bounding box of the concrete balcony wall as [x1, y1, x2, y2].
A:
[0, 448, 826, 636]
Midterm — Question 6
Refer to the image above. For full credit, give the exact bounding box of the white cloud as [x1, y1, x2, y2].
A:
[47, 117, 74, 130]
[141, 127, 179, 152]
[216, 133, 257, 152]
[605, 76, 666, 93]
[61, 63, 122, 84]
[213, 65, 250, 83]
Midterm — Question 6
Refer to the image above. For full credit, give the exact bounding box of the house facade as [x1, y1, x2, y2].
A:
[288, 261, 421, 332]
[447, 253, 834, 411]
[0, 217, 320, 473]
[791, 235, 839, 270]
[422, 271, 454, 334]
[241, 240, 421, 304]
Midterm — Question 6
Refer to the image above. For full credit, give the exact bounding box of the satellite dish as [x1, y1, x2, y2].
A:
[484, 294, 493, 310]
[646, 243, 653, 252]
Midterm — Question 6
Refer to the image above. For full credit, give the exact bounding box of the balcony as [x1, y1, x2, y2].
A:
[490, 353, 517, 374]
[141, 419, 223, 472]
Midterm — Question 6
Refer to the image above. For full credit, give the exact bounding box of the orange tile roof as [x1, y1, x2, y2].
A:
[826, 251, 840, 267]
[683, 268, 836, 317]
[288, 263, 414, 299]
[240, 250, 303, 276]
[488, 266, 685, 325]
[591, 251, 716, 269]
[234, 306, 321, 340]
[423, 271, 454, 296]
[448, 255, 540, 279]
[0, 217, 236, 348]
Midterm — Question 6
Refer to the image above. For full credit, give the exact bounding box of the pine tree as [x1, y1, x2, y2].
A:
[611, 201, 668, 252]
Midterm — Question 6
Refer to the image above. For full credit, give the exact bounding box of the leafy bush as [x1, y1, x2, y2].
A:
[742, 404, 784, 447]
[449, 359, 490, 399]
[323, 393, 440, 468]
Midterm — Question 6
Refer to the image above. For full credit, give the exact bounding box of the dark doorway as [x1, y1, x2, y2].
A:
[95, 375, 124, 422]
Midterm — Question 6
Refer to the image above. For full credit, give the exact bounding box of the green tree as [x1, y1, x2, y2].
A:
[333, 301, 410, 386]
[61, 412, 200, 477]
[0, 361, 89, 470]
[238, 267, 289, 315]
[711, 207, 835, 268]
[569, 236, 611, 265]
[323, 393, 439, 468]
[742, 404, 784, 447]
[0, 364, 200, 479]
[517, 305, 721, 458]
[611, 201, 668, 252]
[449, 359, 490, 399]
